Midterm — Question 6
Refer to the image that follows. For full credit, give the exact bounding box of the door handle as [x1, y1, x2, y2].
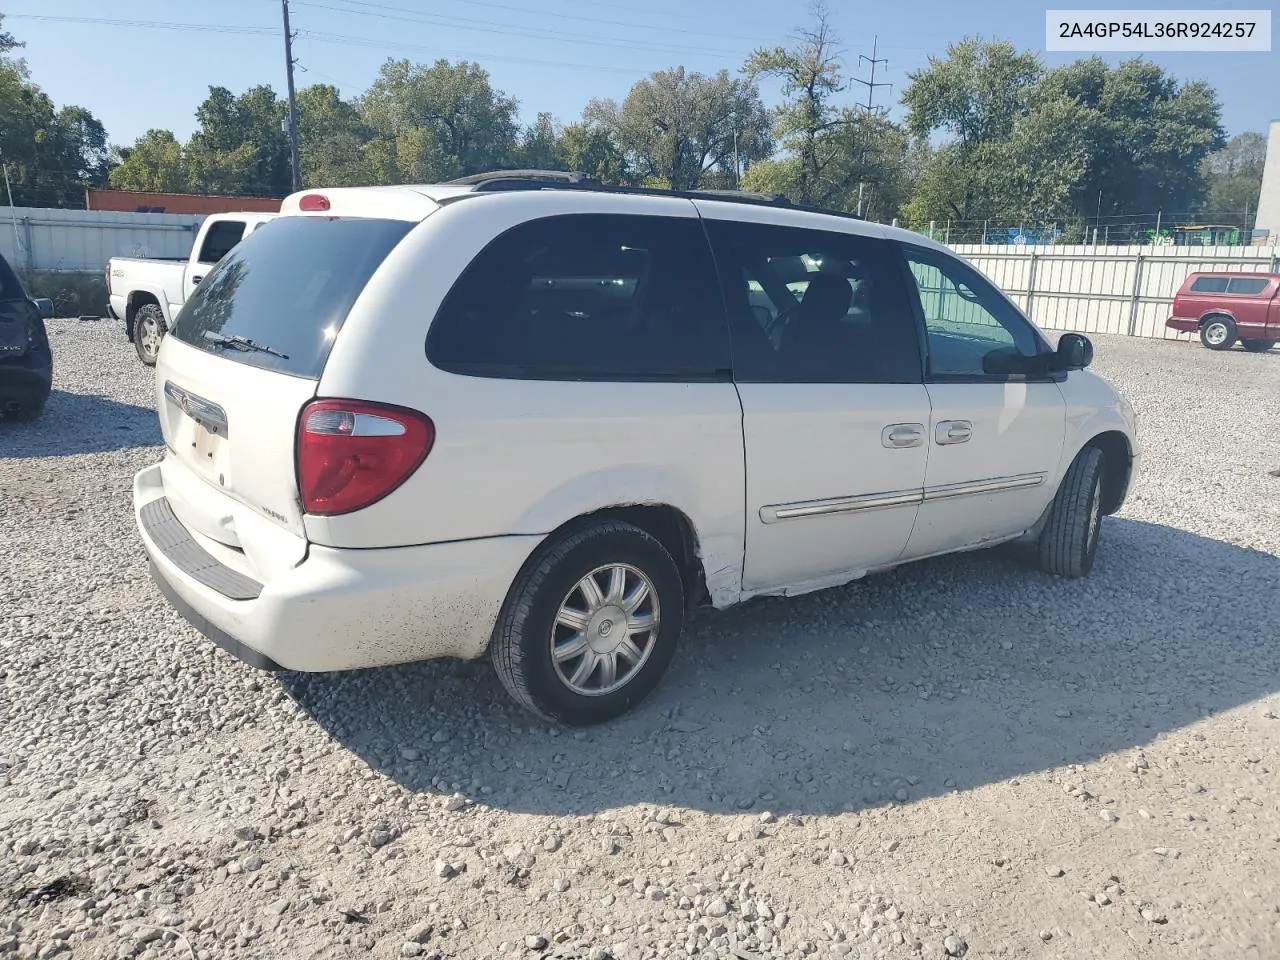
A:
[882, 423, 925, 449]
[935, 420, 973, 445]
[191, 276, 203, 285]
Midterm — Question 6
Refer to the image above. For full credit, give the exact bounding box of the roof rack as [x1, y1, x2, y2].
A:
[441, 170, 863, 221]
[446, 170, 601, 189]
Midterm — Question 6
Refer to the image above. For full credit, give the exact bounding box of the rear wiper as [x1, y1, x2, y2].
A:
[202, 331, 290, 360]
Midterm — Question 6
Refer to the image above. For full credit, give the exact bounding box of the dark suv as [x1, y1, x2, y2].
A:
[0, 253, 55, 421]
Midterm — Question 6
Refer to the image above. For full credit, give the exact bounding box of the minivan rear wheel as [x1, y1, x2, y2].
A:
[1199, 316, 1236, 351]
[490, 520, 685, 725]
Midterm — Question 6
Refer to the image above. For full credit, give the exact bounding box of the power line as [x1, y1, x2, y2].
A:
[4, 14, 274, 38]
[292, 0, 754, 59]
[311, 0, 779, 45]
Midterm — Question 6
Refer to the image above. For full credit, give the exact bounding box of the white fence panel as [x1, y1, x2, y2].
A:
[951, 244, 1280, 340]
[0, 207, 202, 273]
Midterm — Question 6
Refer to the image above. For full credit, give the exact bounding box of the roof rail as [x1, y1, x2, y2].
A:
[446, 170, 600, 189]
[440, 170, 862, 220]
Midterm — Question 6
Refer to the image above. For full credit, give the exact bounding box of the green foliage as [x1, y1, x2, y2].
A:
[362, 59, 519, 176]
[901, 41, 1225, 228]
[744, 3, 845, 205]
[1201, 131, 1266, 220]
[585, 66, 770, 190]
[0, 15, 112, 207]
[108, 130, 189, 193]
[23, 270, 108, 317]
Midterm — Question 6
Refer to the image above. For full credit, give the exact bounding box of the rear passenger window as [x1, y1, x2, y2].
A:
[1226, 277, 1268, 295]
[704, 220, 922, 383]
[427, 214, 730, 381]
[1190, 277, 1229, 293]
[197, 221, 247, 265]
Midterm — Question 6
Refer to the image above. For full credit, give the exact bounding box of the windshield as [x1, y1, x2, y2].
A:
[170, 216, 415, 378]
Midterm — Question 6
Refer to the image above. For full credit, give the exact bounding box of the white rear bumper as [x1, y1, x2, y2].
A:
[133, 463, 541, 671]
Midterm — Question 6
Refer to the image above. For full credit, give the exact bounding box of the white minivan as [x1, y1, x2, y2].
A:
[133, 173, 1139, 725]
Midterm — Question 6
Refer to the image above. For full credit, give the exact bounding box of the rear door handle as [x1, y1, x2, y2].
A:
[882, 423, 925, 448]
[191, 276, 203, 285]
[935, 420, 973, 445]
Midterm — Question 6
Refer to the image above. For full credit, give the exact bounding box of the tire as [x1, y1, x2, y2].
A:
[1242, 339, 1276, 353]
[133, 303, 167, 366]
[490, 520, 685, 726]
[1037, 446, 1105, 579]
[1199, 316, 1236, 351]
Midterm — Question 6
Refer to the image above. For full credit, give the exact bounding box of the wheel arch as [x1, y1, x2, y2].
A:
[124, 289, 168, 338]
[1084, 430, 1133, 516]
[548, 504, 710, 612]
[1197, 309, 1236, 327]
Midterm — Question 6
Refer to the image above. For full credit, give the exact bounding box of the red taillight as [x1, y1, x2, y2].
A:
[299, 194, 330, 212]
[297, 399, 434, 516]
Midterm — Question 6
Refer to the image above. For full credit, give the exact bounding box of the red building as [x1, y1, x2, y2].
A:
[85, 189, 282, 216]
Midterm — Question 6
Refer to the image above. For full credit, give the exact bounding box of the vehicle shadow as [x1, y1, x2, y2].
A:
[283, 516, 1280, 816]
[0, 390, 160, 457]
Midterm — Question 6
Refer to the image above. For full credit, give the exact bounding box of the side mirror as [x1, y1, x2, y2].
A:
[33, 298, 55, 320]
[1056, 333, 1093, 370]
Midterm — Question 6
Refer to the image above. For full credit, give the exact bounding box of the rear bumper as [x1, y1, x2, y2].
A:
[1166, 317, 1198, 333]
[0, 360, 52, 409]
[133, 463, 543, 672]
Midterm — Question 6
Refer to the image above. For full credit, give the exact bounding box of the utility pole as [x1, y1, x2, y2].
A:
[851, 36, 891, 218]
[281, 0, 302, 193]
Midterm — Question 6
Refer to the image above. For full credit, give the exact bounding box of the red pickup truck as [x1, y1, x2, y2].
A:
[1166, 272, 1280, 352]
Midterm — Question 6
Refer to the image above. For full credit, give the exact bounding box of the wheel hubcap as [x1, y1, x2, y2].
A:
[1205, 323, 1227, 345]
[550, 563, 659, 697]
[140, 318, 161, 356]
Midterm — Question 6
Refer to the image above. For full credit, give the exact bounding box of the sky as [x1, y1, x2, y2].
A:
[6, 0, 1277, 148]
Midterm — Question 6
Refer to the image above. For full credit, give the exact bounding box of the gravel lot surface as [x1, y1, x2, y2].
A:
[2, 321, 1279, 960]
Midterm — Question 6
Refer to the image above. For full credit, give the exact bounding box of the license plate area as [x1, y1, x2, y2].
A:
[164, 380, 231, 485]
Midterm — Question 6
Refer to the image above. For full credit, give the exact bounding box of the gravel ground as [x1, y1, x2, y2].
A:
[2, 320, 1279, 960]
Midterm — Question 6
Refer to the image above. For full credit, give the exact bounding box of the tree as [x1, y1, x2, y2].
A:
[585, 66, 770, 190]
[1202, 131, 1266, 222]
[186, 85, 291, 196]
[902, 37, 1043, 151]
[108, 130, 188, 193]
[296, 84, 373, 188]
[559, 121, 630, 184]
[742, 111, 911, 218]
[1035, 57, 1225, 219]
[0, 18, 112, 206]
[745, 2, 846, 204]
[362, 59, 519, 176]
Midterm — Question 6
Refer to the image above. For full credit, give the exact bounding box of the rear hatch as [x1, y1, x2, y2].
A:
[0, 255, 36, 362]
[155, 215, 415, 579]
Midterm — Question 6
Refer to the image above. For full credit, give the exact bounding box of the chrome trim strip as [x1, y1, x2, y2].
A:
[761, 472, 1048, 524]
[760, 489, 923, 524]
[922, 472, 1045, 502]
[164, 380, 228, 434]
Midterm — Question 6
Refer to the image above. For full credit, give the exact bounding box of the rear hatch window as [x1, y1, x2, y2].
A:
[170, 216, 415, 378]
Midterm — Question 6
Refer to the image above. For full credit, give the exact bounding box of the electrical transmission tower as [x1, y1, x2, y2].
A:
[850, 36, 891, 217]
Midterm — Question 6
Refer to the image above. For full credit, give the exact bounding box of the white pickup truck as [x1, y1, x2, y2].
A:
[107, 212, 277, 365]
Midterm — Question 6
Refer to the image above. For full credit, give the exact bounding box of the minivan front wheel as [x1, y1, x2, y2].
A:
[1037, 446, 1105, 579]
[491, 520, 685, 725]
